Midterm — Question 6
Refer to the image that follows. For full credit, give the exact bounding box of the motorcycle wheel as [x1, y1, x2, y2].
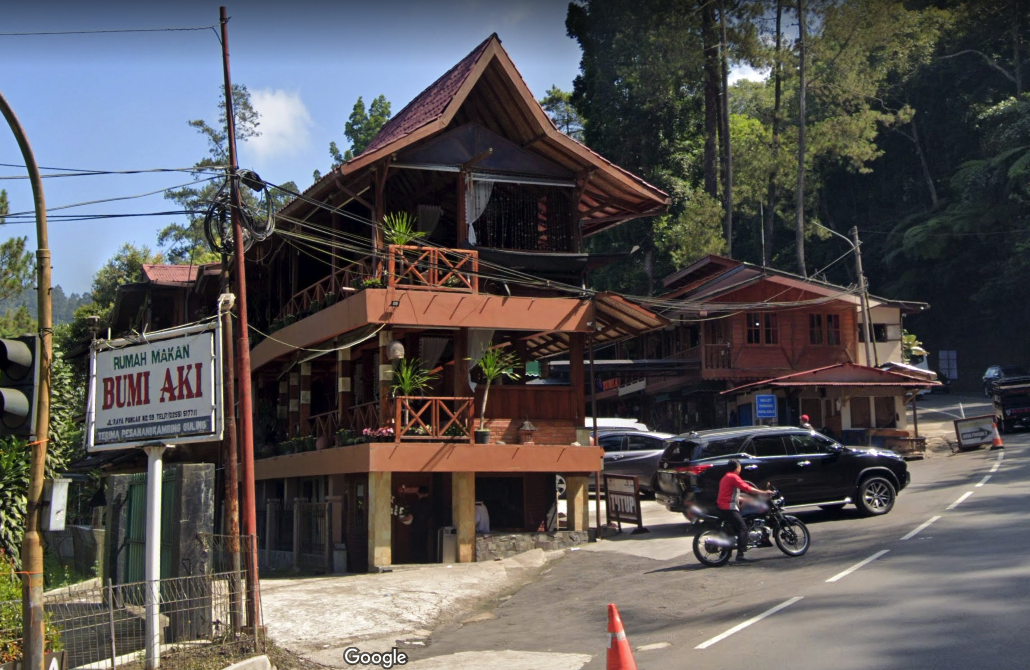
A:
[693, 528, 733, 567]
[774, 516, 810, 557]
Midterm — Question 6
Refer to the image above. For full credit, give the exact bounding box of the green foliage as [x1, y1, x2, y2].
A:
[331, 94, 392, 165]
[0, 306, 35, 339]
[1, 552, 64, 662]
[381, 211, 425, 246]
[0, 440, 29, 566]
[901, 330, 926, 364]
[0, 235, 35, 303]
[539, 86, 584, 141]
[472, 347, 521, 428]
[654, 192, 727, 268]
[391, 359, 437, 397]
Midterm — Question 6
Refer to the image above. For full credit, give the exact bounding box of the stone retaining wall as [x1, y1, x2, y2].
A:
[475, 530, 587, 562]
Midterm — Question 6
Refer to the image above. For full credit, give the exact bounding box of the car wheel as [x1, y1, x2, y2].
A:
[856, 476, 896, 516]
[819, 503, 846, 512]
[555, 475, 567, 497]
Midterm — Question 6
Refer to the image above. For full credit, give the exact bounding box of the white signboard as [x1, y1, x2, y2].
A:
[86, 323, 223, 451]
[953, 415, 995, 449]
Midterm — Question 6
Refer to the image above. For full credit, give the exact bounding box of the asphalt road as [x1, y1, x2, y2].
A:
[412, 433, 1030, 669]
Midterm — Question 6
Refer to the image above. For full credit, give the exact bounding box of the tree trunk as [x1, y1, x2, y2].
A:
[702, 2, 720, 199]
[911, 118, 938, 210]
[1015, 19, 1023, 96]
[764, 0, 783, 267]
[795, 0, 808, 278]
[719, 0, 733, 258]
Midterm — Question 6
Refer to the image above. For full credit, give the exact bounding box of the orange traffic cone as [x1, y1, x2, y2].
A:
[606, 603, 638, 670]
[991, 422, 1005, 450]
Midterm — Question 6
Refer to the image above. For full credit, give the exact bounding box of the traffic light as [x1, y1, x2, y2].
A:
[0, 335, 39, 439]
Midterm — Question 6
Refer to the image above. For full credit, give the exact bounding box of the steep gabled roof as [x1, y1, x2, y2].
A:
[722, 363, 939, 395]
[281, 34, 669, 235]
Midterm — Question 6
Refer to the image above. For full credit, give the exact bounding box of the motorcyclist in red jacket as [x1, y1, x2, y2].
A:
[717, 460, 774, 562]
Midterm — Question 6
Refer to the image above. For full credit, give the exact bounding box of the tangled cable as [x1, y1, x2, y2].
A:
[203, 169, 274, 255]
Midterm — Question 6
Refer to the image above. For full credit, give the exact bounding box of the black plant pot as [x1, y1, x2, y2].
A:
[474, 429, 490, 444]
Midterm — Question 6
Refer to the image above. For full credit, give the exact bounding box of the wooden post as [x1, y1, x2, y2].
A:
[378, 330, 393, 432]
[566, 476, 590, 531]
[292, 499, 303, 570]
[912, 395, 920, 439]
[337, 342, 353, 429]
[569, 332, 586, 422]
[453, 328, 471, 397]
[299, 362, 312, 437]
[264, 499, 279, 565]
[367, 472, 392, 570]
[457, 170, 468, 246]
[288, 371, 300, 438]
[277, 379, 288, 435]
[452, 471, 476, 563]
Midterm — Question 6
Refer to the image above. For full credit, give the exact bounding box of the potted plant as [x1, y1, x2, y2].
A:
[382, 211, 426, 246]
[392, 359, 437, 436]
[471, 347, 521, 444]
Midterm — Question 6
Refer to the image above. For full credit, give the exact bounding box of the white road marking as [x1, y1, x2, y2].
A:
[825, 550, 890, 583]
[694, 597, 804, 650]
[997, 451, 1005, 461]
[947, 491, 974, 510]
[975, 475, 991, 487]
[901, 516, 941, 541]
[990, 461, 1001, 473]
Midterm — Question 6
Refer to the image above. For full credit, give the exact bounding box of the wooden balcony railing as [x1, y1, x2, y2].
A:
[394, 396, 474, 443]
[387, 246, 478, 292]
[277, 256, 375, 322]
[348, 400, 380, 434]
[704, 343, 732, 370]
[666, 344, 702, 361]
[308, 410, 339, 442]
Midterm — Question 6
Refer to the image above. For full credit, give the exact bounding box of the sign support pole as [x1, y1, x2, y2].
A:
[144, 445, 167, 670]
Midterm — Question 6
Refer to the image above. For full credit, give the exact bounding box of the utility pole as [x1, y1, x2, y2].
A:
[218, 284, 242, 631]
[851, 226, 875, 367]
[0, 90, 53, 670]
[219, 5, 260, 631]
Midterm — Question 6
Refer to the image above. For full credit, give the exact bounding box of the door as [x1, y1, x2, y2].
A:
[800, 398, 824, 429]
[850, 397, 872, 429]
[600, 434, 627, 474]
[737, 404, 753, 427]
[874, 396, 897, 428]
[785, 433, 847, 503]
[743, 435, 799, 498]
[618, 433, 669, 489]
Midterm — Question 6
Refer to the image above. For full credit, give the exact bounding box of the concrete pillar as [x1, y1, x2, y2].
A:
[566, 475, 590, 532]
[367, 471, 392, 570]
[293, 498, 304, 570]
[378, 330, 393, 430]
[452, 471, 475, 563]
[265, 499, 280, 561]
[337, 342, 353, 429]
[299, 362, 312, 437]
[326, 495, 344, 547]
[289, 371, 300, 437]
[277, 379, 288, 431]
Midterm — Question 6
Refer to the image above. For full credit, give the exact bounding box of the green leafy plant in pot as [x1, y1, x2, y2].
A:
[382, 211, 426, 246]
[391, 358, 437, 436]
[471, 347, 521, 444]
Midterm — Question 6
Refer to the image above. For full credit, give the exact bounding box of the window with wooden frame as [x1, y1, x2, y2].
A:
[746, 313, 762, 344]
[764, 314, 779, 345]
[826, 313, 842, 345]
[809, 314, 824, 345]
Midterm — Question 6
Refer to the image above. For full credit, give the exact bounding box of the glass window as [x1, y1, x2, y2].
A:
[627, 435, 664, 451]
[750, 436, 788, 457]
[764, 314, 778, 344]
[700, 437, 749, 459]
[810, 314, 824, 345]
[662, 440, 699, 463]
[746, 313, 762, 344]
[873, 324, 889, 342]
[826, 314, 841, 345]
[599, 435, 624, 452]
[789, 434, 836, 455]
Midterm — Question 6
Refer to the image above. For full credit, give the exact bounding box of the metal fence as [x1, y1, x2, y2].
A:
[1, 535, 260, 669]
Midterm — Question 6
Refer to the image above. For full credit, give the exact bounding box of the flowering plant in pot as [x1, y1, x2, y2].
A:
[471, 347, 521, 444]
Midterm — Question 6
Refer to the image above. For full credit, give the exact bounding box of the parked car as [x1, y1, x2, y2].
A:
[585, 418, 650, 432]
[993, 374, 1030, 433]
[983, 365, 1029, 397]
[597, 430, 674, 493]
[655, 426, 910, 517]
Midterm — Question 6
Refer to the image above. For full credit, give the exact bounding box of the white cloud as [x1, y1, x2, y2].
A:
[729, 64, 771, 85]
[246, 89, 313, 161]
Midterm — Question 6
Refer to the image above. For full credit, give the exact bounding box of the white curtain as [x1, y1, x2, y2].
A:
[419, 337, 448, 375]
[417, 205, 443, 237]
[466, 329, 494, 391]
[465, 175, 493, 246]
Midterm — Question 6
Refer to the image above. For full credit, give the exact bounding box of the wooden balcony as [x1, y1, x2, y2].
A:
[394, 396, 474, 443]
[308, 410, 339, 443]
[704, 343, 732, 370]
[348, 400, 380, 434]
[387, 245, 479, 292]
[277, 256, 374, 322]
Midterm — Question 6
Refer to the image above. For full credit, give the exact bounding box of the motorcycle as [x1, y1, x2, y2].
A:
[690, 491, 810, 567]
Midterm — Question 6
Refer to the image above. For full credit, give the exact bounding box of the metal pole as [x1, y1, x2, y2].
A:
[143, 446, 167, 670]
[219, 288, 242, 632]
[0, 88, 53, 670]
[107, 579, 118, 670]
[850, 227, 875, 367]
[588, 332, 601, 535]
[219, 6, 261, 630]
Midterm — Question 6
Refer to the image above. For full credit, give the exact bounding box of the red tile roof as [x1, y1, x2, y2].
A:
[141, 264, 200, 286]
[358, 34, 495, 158]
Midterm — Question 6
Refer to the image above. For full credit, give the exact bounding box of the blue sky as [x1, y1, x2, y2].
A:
[0, 0, 584, 294]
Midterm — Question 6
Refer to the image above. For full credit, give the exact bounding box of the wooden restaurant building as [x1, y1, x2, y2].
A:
[244, 34, 669, 571]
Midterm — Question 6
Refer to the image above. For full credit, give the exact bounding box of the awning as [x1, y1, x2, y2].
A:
[721, 362, 940, 396]
[524, 293, 670, 358]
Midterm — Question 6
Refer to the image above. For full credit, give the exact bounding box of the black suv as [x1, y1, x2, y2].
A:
[655, 426, 910, 517]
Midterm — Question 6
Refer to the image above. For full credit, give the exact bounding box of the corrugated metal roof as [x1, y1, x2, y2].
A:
[141, 264, 199, 285]
[722, 362, 939, 395]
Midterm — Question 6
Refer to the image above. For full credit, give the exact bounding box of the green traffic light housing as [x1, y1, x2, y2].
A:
[0, 335, 39, 437]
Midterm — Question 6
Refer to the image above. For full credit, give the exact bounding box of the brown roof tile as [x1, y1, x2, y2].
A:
[141, 264, 199, 285]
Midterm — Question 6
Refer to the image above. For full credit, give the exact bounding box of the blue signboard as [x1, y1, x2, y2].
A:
[755, 394, 778, 419]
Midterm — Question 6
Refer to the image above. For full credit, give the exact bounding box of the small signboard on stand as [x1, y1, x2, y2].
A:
[603, 474, 647, 534]
[953, 415, 995, 451]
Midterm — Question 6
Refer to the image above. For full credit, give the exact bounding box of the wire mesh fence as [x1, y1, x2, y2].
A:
[2, 535, 261, 669]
